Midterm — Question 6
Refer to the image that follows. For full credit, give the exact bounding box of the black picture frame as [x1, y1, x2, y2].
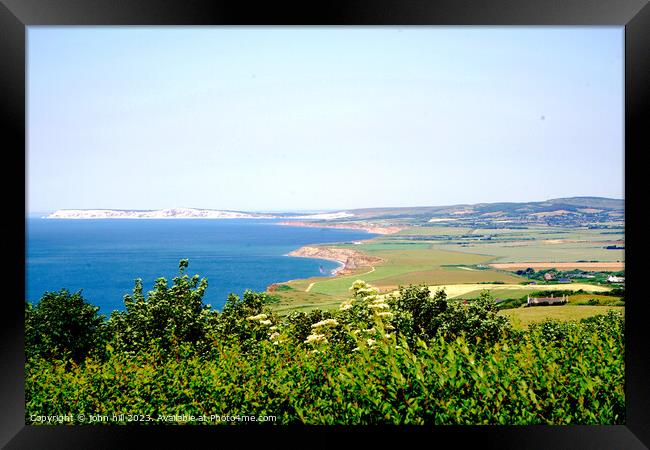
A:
[2, 0, 648, 447]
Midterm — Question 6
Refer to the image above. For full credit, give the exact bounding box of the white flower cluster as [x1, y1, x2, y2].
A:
[304, 318, 339, 345]
[350, 279, 368, 290]
[246, 313, 272, 326]
[246, 313, 267, 321]
[266, 325, 287, 345]
[368, 297, 393, 318]
[339, 301, 353, 311]
[304, 333, 328, 344]
[311, 318, 339, 329]
[368, 303, 389, 310]
[335, 281, 399, 352]
[350, 280, 379, 299]
[357, 288, 378, 297]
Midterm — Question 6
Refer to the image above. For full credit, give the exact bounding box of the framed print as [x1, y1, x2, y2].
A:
[2, 0, 649, 447]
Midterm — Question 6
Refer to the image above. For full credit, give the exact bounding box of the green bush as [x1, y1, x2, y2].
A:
[25, 289, 106, 362]
[210, 289, 280, 353]
[26, 311, 624, 425]
[107, 260, 215, 356]
[390, 285, 512, 346]
[24, 265, 625, 425]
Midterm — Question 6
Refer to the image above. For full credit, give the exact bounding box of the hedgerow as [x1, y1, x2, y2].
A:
[25, 261, 625, 425]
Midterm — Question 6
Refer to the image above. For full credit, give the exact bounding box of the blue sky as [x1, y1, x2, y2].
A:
[27, 27, 623, 213]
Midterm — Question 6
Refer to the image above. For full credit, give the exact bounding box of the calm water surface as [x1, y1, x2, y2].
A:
[26, 219, 375, 313]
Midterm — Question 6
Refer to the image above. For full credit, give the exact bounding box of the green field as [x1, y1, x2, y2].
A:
[270, 281, 618, 314]
[270, 224, 623, 318]
[431, 226, 624, 263]
[499, 305, 625, 329]
[424, 282, 612, 300]
[296, 245, 520, 296]
[468, 227, 624, 240]
[271, 241, 525, 312]
[566, 293, 624, 306]
[434, 240, 624, 263]
[394, 226, 471, 236]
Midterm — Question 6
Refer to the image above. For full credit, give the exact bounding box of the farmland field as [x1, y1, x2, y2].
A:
[270, 223, 624, 321]
[431, 226, 624, 263]
[434, 241, 624, 263]
[271, 281, 619, 314]
[566, 293, 624, 306]
[489, 262, 624, 271]
[270, 241, 525, 311]
[424, 282, 612, 300]
[394, 226, 471, 236]
[499, 305, 625, 328]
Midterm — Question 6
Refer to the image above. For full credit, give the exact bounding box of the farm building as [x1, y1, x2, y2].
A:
[558, 277, 571, 283]
[544, 273, 555, 281]
[607, 275, 625, 283]
[526, 294, 568, 307]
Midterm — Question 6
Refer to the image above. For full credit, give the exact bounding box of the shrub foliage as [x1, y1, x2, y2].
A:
[25, 289, 106, 362]
[25, 261, 625, 425]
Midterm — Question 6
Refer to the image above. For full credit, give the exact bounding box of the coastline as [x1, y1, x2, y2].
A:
[268, 222, 395, 291]
[268, 252, 349, 292]
[277, 220, 404, 235]
[286, 246, 384, 277]
[283, 252, 348, 276]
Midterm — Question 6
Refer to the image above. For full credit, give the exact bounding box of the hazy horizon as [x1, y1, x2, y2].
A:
[28, 27, 624, 213]
[29, 195, 624, 217]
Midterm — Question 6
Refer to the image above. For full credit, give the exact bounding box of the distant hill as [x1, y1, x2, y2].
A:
[544, 197, 623, 210]
[341, 197, 623, 227]
[45, 197, 623, 227]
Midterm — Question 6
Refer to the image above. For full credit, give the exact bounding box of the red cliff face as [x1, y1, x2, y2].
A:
[288, 246, 384, 275]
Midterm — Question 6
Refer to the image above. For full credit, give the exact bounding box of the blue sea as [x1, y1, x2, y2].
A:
[26, 219, 375, 314]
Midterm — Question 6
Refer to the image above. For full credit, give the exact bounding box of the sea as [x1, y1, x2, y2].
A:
[26, 218, 375, 314]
